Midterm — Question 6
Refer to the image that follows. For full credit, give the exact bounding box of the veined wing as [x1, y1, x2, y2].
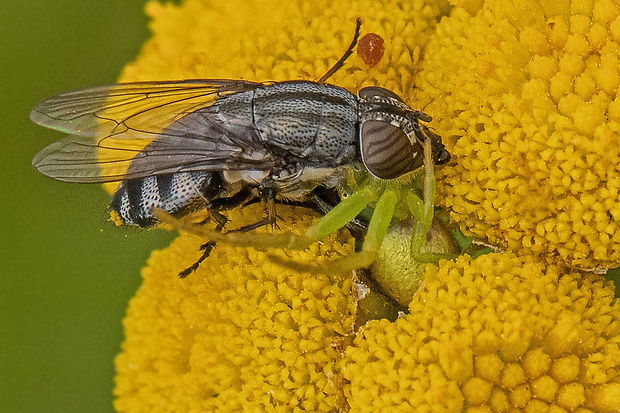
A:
[31, 79, 263, 136]
[31, 79, 273, 183]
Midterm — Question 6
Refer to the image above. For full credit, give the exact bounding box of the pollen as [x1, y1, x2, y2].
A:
[416, 0, 620, 270]
[108, 209, 124, 227]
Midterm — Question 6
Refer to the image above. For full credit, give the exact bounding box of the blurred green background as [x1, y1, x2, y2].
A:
[1, 1, 174, 412]
[2, 2, 620, 413]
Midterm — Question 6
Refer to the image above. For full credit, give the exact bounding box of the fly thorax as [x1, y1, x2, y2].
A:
[357, 86, 425, 180]
[251, 81, 358, 167]
[274, 165, 351, 200]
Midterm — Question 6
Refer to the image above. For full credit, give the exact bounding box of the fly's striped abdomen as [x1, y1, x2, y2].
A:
[110, 172, 218, 227]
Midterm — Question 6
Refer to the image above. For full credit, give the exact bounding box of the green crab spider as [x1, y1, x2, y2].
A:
[157, 136, 442, 274]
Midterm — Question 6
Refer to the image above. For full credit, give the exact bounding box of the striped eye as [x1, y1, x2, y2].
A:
[360, 120, 423, 179]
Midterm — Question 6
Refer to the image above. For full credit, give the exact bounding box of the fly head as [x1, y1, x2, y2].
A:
[358, 86, 439, 180]
[357, 86, 424, 179]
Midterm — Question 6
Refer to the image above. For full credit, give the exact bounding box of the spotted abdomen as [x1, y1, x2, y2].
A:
[110, 172, 217, 227]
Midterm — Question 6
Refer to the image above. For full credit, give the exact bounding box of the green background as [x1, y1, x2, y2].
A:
[2, 2, 620, 413]
[1, 1, 174, 412]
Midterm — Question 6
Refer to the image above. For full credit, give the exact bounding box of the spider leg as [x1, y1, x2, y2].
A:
[361, 189, 397, 253]
[269, 186, 394, 274]
[304, 186, 378, 240]
[160, 184, 379, 275]
[408, 135, 440, 262]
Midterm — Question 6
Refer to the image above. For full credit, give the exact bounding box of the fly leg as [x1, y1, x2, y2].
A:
[178, 187, 253, 278]
[179, 188, 279, 277]
[160, 182, 391, 274]
[231, 187, 278, 233]
[178, 211, 226, 278]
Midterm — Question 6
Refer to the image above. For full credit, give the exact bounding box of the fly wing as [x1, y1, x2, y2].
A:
[31, 79, 262, 137]
[31, 79, 272, 183]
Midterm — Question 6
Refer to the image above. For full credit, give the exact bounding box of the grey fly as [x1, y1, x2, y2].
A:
[31, 19, 450, 276]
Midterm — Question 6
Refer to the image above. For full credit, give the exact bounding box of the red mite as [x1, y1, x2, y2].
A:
[357, 33, 385, 67]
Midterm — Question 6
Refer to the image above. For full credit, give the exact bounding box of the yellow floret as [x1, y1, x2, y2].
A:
[114, 205, 357, 412]
[416, 0, 620, 269]
[119, 0, 450, 102]
[341, 253, 620, 412]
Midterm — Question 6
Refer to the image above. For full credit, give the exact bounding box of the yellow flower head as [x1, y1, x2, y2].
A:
[416, 0, 620, 270]
[111, 0, 620, 411]
[115, 226, 620, 411]
[343, 253, 620, 412]
[114, 206, 357, 411]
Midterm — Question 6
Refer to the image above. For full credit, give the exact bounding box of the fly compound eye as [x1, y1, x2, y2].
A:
[360, 120, 423, 179]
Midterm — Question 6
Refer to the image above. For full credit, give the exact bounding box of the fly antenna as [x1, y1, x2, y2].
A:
[416, 75, 452, 115]
[317, 18, 362, 84]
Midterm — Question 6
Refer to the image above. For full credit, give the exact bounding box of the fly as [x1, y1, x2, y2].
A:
[31, 19, 451, 277]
